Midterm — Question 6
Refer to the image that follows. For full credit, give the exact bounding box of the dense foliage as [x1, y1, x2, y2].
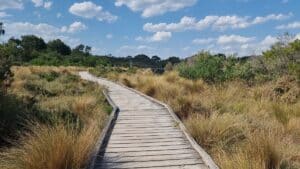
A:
[1, 35, 180, 69]
[178, 39, 300, 83]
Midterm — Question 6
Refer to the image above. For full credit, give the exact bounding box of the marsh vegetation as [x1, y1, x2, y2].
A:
[0, 66, 110, 169]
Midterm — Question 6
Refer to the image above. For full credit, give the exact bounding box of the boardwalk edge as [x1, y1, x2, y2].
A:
[87, 89, 119, 169]
[81, 71, 219, 169]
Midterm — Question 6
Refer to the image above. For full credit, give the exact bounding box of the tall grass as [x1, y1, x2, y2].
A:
[92, 69, 300, 169]
[0, 66, 109, 169]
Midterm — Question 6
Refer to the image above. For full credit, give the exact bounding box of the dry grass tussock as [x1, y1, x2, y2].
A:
[0, 66, 109, 169]
[98, 70, 300, 169]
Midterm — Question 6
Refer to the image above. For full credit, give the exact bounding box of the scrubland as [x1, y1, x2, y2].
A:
[91, 68, 300, 169]
[0, 66, 109, 169]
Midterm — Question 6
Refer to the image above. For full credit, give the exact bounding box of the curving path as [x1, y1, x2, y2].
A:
[80, 72, 218, 169]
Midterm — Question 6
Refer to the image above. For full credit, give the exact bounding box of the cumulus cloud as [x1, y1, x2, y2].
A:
[150, 31, 172, 42]
[61, 21, 87, 33]
[32, 0, 43, 7]
[144, 13, 292, 32]
[31, 0, 52, 9]
[3, 21, 81, 47]
[0, 0, 23, 10]
[115, 0, 197, 18]
[217, 35, 255, 44]
[69, 1, 117, 22]
[191, 35, 280, 56]
[276, 21, 300, 29]
[136, 31, 172, 42]
[43, 1, 52, 9]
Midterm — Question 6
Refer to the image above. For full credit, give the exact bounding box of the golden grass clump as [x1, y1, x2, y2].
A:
[0, 123, 100, 169]
[0, 66, 108, 169]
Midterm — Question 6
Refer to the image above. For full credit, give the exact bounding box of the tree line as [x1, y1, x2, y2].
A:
[0, 34, 180, 68]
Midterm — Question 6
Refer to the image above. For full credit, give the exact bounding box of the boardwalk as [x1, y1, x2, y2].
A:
[80, 72, 218, 169]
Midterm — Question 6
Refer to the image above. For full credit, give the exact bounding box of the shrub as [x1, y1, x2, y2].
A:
[178, 52, 226, 82]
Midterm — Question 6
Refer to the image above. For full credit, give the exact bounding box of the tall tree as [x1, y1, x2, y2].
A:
[73, 44, 85, 53]
[20, 35, 47, 61]
[85, 46, 91, 55]
[47, 39, 71, 55]
[21, 35, 47, 51]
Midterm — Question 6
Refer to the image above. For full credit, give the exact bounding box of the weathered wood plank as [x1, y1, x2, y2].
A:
[101, 153, 199, 163]
[107, 141, 188, 148]
[79, 72, 218, 169]
[98, 159, 204, 169]
[108, 138, 187, 144]
[103, 149, 200, 157]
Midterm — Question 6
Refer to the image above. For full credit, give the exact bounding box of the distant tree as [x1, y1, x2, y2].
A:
[151, 55, 161, 63]
[21, 35, 47, 52]
[214, 53, 226, 59]
[73, 44, 85, 53]
[47, 39, 71, 55]
[8, 38, 21, 46]
[85, 46, 92, 54]
[134, 54, 150, 60]
[165, 56, 181, 65]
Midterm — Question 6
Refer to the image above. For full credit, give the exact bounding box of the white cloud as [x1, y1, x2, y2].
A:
[61, 21, 87, 33]
[252, 13, 292, 24]
[276, 21, 300, 29]
[31, 0, 52, 9]
[32, 0, 43, 7]
[296, 33, 300, 40]
[115, 0, 197, 18]
[193, 38, 214, 45]
[136, 31, 172, 42]
[191, 35, 280, 56]
[144, 13, 292, 32]
[69, 1, 117, 23]
[151, 31, 172, 42]
[106, 34, 113, 39]
[0, 0, 23, 10]
[260, 35, 278, 46]
[44, 1, 52, 9]
[3, 21, 80, 47]
[217, 35, 255, 44]
[0, 12, 10, 18]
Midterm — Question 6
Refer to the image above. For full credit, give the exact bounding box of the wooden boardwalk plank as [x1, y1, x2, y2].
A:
[98, 159, 204, 169]
[79, 72, 218, 169]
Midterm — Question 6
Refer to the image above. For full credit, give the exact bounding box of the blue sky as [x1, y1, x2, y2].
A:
[0, 0, 300, 58]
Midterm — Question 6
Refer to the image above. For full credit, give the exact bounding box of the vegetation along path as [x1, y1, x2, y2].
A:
[80, 72, 219, 169]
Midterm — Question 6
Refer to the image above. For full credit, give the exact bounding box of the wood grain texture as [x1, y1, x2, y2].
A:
[80, 72, 218, 169]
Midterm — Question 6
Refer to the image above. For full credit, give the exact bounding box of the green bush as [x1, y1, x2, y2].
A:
[178, 52, 229, 82]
